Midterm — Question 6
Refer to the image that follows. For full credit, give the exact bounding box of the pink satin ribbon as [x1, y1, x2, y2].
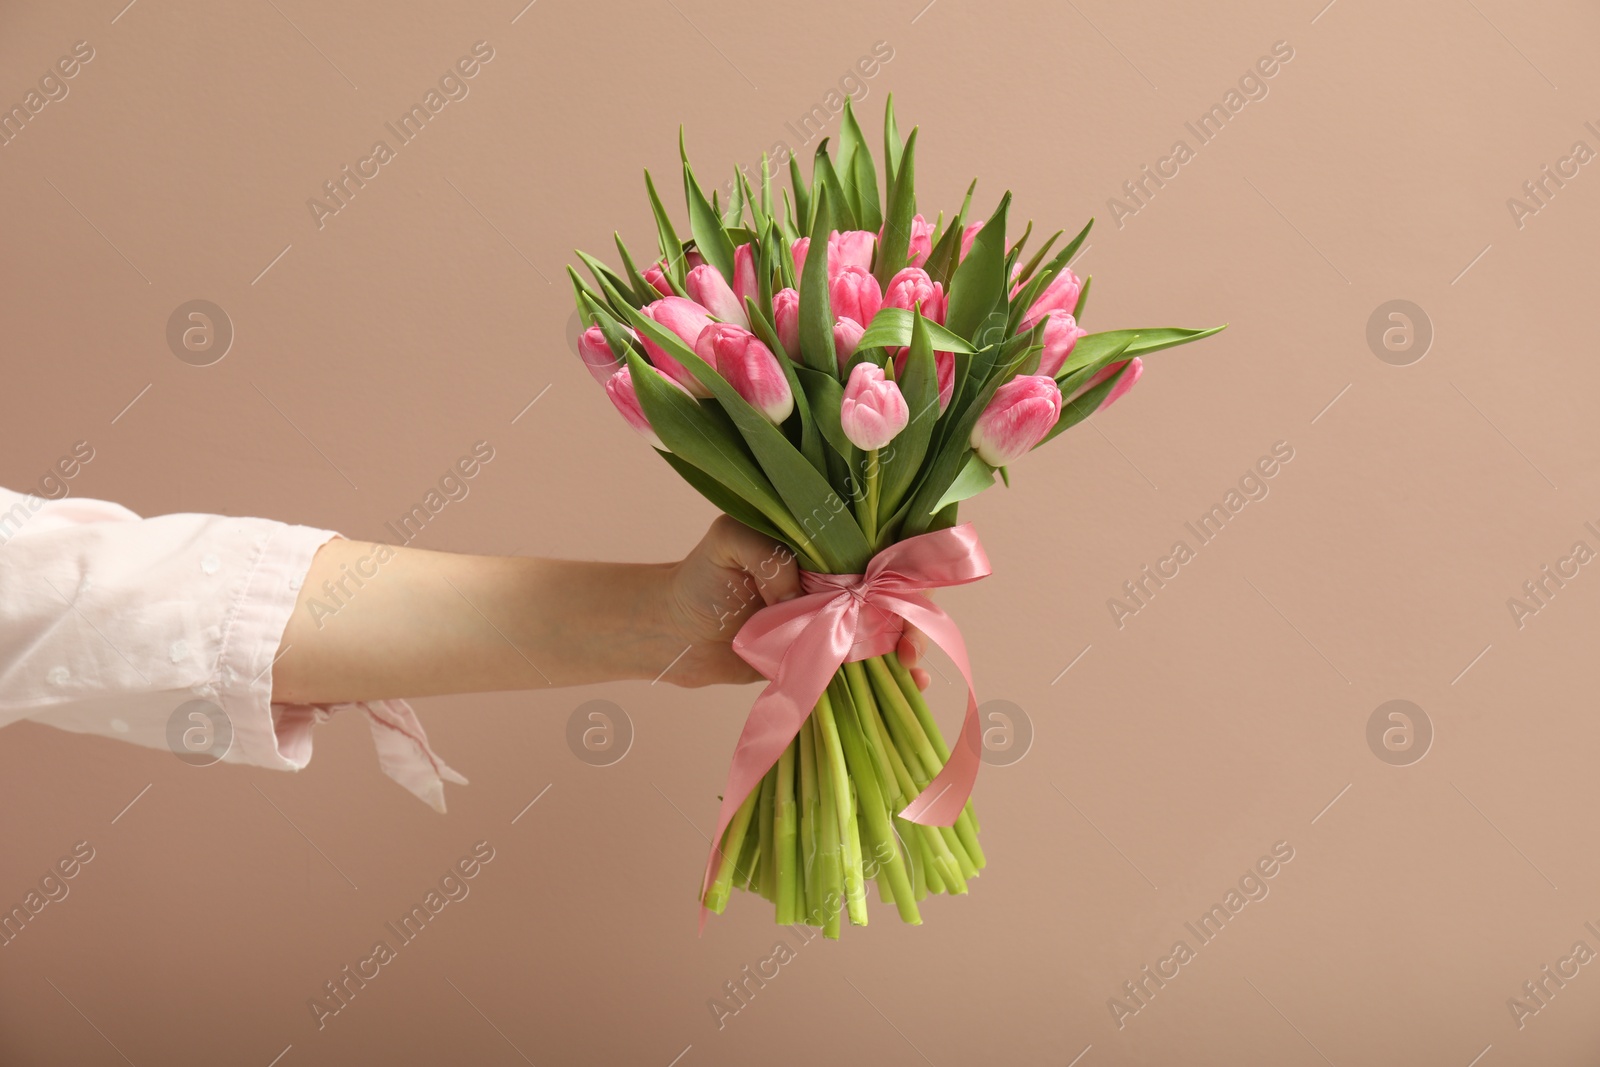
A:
[699, 523, 991, 928]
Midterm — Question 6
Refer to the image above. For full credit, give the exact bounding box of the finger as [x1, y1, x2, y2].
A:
[912, 667, 930, 691]
[896, 626, 927, 668]
[706, 516, 801, 605]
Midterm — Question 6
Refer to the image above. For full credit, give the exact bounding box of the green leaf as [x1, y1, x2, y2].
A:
[923, 179, 976, 288]
[932, 453, 995, 511]
[944, 193, 1011, 341]
[797, 185, 840, 375]
[660, 451, 789, 547]
[855, 306, 975, 355]
[609, 279, 871, 572]
[756, 219, 782, 315]
[1061, 326, 1226, 376]
[873, 127, 918, 289]
[788, 156, 812, 233]
[1004, 220, 1033, 281]
[723, 166, 747, 228]
[779, 189, 801, 242]
[795, 365, 856, 468]
[567, 264, 604, 315]
[851, 146, 882, 235]
[624, 350, 787, 527]
[760, 154, 774, 224]
[1073, 274, 1092, 320]
[883, 93, 905, 192]
[613, 233, 658, 306]
[835, 101, 861, 214]
[574, 250, 636, 310]
[840, 99, 881, 233]
[1014, 228, 1063, 289]
[681, 146, 737, 283]
[643, 169, 685, 288]
[812, 139, 857, 231]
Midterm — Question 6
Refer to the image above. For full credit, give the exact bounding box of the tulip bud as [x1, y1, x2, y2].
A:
[686, 263, 746, 327]
[773, 287, 800, 358]
[696, 324, 794, 425]
[791, 237, 811, 279]
[732, 243, 759, 308]
[643, 264, 674, 298]
[606, 365, 689, 451]
[970, 374, 1063, 465]
[1022, 268, 1082, 329]
[882, 267, 947, 324]
[830, 265, 882, 328]
[578, 323, 631, 386]
[840, 362, 909, 450]
[833, 316, 866, 366]
[1036, 309, 1087, 377]
[906, 214, 934, 267]
[829, 229, 877, 275]
[640, 296, 716, 397]
[1085, 357, 1143, 412]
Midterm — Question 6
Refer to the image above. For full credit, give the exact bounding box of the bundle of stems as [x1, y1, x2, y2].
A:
[702, 650, 984, 935]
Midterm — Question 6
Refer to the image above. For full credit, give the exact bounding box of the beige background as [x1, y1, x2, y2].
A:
[3, 0, 1599, 1063]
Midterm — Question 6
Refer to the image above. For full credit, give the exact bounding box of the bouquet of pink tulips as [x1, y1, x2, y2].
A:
[569, 97, 1221, 936]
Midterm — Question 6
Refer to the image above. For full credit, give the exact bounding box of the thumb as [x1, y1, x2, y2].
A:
[707, 516, 802, 606]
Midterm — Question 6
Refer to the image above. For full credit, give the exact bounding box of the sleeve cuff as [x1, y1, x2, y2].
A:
[215, 523, 467, 812]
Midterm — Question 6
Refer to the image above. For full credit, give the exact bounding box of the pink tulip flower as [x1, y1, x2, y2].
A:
[970, 374, 1063, 465]
[577, 323, 629, 386]
[829, 229, 877, 275]
[732, 243, 759, 308]
[833, 316, 866, 366]
[830, 265, 882, 328]
[1084, 357, 1143, 412]
[1022, 267, 1082, 329]
[791, 237, 811, 278]
[840, 362, 909, 450]
[772, 287, 800, 358]
[695, 323, 794, 424]
[643, 264, 673, 298]
[882, 267, 947, 324]
[606, 364, 690, 451]
[640, 296, 715, 396]
[906, 214, 934, 267]
[686, 263, 746, 327]
[1036, 309, 1088, 377]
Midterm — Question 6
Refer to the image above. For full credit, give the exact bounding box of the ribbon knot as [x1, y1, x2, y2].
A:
[699, 523, 992, 926]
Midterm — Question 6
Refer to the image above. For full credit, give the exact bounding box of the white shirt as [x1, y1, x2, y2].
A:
[0, 486, 464, 810]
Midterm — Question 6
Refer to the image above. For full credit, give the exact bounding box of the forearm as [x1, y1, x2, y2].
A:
[271, 539, 682, 704]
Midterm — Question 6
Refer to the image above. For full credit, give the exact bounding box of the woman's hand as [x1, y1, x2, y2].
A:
[659, 516, 930, 689]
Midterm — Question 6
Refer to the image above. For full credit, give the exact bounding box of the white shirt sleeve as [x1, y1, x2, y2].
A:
[0, 486, 465, 811]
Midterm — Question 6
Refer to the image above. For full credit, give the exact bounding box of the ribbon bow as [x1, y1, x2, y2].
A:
[699, 523, 991, 924]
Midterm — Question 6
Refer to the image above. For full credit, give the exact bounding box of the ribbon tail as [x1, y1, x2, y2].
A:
[897, 688, 981, 826]
[883, 595, 982, 827]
